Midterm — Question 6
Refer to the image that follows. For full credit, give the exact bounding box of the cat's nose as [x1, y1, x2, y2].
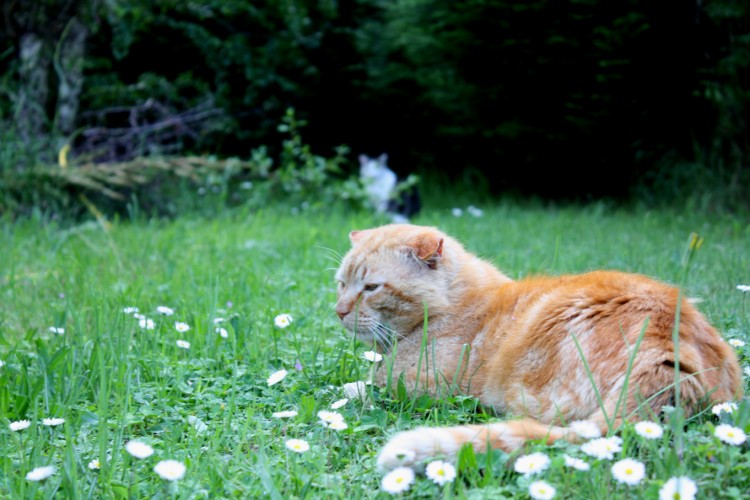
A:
[336, 304, 349, 320]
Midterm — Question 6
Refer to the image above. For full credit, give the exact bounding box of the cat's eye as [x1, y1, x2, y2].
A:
[363, 283, 381, 292]
[338, 281, 346, 289]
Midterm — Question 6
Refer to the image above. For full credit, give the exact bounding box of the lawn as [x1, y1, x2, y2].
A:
[1, 203, 749, 498]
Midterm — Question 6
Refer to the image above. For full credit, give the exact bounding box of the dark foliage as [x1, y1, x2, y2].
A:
[0, 0, 748, 209]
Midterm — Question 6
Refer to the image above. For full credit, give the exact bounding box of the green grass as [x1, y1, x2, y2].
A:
[1, 202, 749, 498]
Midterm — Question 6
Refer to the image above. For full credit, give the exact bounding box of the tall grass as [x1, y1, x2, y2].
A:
[0, 202, 748, 498]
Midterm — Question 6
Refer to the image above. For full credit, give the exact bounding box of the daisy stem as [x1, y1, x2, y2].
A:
[128, 464, 137, 498]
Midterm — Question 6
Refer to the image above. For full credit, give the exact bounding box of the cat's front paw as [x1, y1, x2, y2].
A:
[376, 427, 459, 472]
[376, 442, 418, 471]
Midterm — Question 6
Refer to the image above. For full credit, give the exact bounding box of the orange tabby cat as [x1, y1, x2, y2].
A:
[334, 224, 743, 471]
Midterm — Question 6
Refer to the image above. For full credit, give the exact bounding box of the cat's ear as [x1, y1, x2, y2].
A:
[378, 153, 388, 165]
[406, 234, 444, 270]
[350, 230, 370, 244]
[358, 155, 368, 166]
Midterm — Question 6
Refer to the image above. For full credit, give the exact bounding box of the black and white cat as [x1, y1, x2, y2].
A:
[359, 154, 420, 223]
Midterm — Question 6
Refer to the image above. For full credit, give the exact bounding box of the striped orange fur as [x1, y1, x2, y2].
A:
[334, 224, 743, 471]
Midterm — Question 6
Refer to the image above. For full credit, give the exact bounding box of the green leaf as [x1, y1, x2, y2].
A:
[457, 442, 478, 473]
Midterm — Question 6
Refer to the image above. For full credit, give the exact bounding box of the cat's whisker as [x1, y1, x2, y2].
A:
[362, 322, 385, 348]
[376, 322, 414, 348]
[316, 246, 343, 265]
[374, 327, 392, 351]
[368, 325, 385, 347]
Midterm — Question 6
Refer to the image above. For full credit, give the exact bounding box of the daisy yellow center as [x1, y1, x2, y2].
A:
[395, 477, 403, 484]
[625, 468, 633, 474]
[728, 431, 735, 437]
[437, 469, 445, 476]
[672, 494, 681, 500]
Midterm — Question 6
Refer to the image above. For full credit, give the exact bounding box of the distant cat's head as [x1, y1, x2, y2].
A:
[335, 224, 453, 348]
[358, 154, 398, 214]
[359, 154, 389, 179]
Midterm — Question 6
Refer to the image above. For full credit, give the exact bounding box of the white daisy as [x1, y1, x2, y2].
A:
[42, 418, 65, 426]
[570, 420, 601, 439]
[529, 480, 556, 500]
[133, 313, 146, 320]
[267, 369, 288, 386]
[331, 399, 348, 409]
[122, 307, 139, 314]
[0, 360, 4, 368]
[737, 285, 750, 292]
[285, 438, 310, 453]
[9, 420, 31, 431]
[581, 436, 622, 460]
[514, 452, 550, 476]
[153, 460, 186, 481]
[744, 366, 750, 377]
[451, 208, 463, 217]
[88, 458, 100, 470]
[328, 421, 348, 431]
[176, 340, 190, 349]
[26, 465, 56, 481]
[425, 460, 456, 485]
[563, 454, 590, 471]
[363, 351, 383, 362]
[48, 327, 65, 335]
[272, 410, 298, 419]
[712, 401, 738, 416]
[381, 466, 415, 494]
[317, 410, 345, 427]
[274, 314, 293, 328]
[714, 424, 747, 445]
[138, 318, 155, 330]
[216, 327, 228, 338]
[174, 322, 190, 333]
[634, 421, 664, 440]
[728, 338, 746, 347]
[467, 205, 484, 218]
[157, 306, 174, 316]
[125, 440, 154, 459]
[342, 381, 369, 401]
[659, 476, 697, 500]
[187, 415, 208, 433]
[213, 317, 225, 324]
[611, 458, 646, 485]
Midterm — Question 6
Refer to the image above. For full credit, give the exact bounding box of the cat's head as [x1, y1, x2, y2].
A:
[334, 224, 454, 348]
[359, 153, 388, 178]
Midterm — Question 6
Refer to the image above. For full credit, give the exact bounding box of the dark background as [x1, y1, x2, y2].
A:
[2, 0, 748, 207]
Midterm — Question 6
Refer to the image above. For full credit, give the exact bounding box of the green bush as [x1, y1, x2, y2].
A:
[0, 109, 372, 219]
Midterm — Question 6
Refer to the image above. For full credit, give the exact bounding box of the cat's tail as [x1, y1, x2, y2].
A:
[377, 418, 575, 471]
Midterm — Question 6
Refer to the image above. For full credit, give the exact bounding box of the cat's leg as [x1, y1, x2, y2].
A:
[584, 345, 738, 431]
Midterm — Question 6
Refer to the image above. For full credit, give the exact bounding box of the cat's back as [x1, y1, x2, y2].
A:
[480, 269, 740, 415]
[506, 269, 679, 313]
[492, 269, 730, 365]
